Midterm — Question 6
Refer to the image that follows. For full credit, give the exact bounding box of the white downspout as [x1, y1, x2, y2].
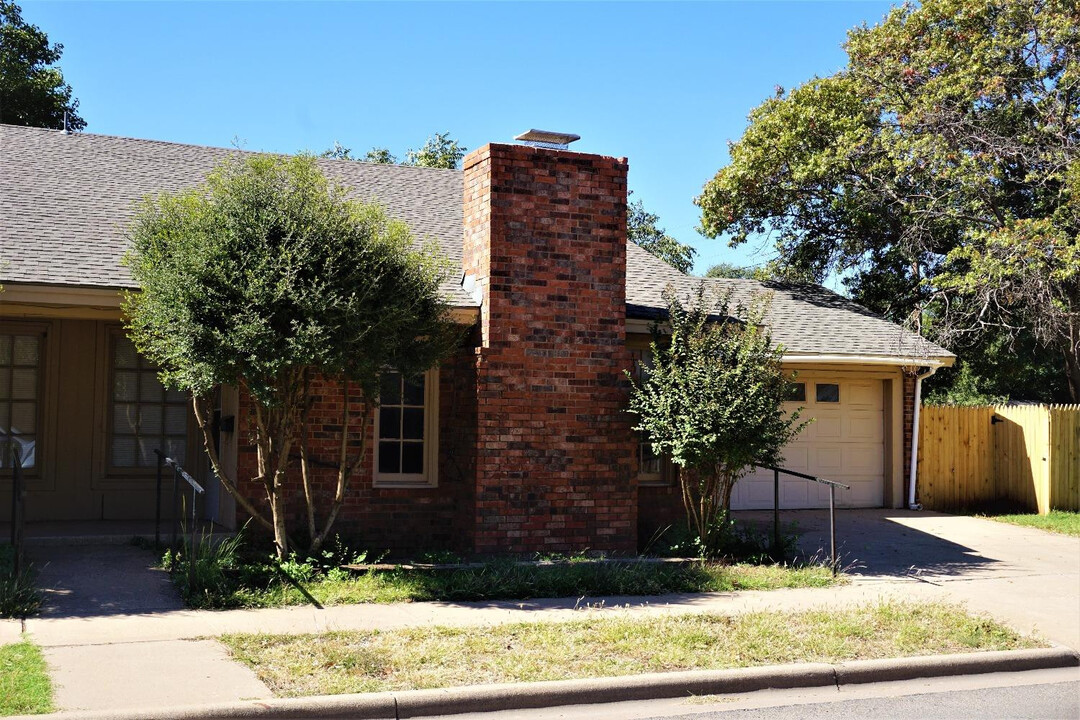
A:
[907, 366, 939, 510]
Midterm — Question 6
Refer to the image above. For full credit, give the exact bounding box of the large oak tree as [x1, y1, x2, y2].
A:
[697, 0, 1079, 400]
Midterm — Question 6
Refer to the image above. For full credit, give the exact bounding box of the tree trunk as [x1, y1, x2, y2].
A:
[1063, 347, 1080, 403]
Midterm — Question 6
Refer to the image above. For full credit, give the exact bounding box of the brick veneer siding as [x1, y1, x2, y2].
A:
[234, 338, 479, 555]
[902, 370, 917, 506]
[462, 143, 638, 555]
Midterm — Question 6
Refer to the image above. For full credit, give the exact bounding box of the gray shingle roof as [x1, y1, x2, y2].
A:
[1, 124, 951, 360]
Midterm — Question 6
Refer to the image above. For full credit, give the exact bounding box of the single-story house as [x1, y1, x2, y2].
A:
[0, 124, 954, 553]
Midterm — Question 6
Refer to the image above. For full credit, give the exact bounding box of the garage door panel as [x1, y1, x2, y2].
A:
[730, 375, 885, 511]
[846, 411, 884, 442]
[846, 382, 882, 409]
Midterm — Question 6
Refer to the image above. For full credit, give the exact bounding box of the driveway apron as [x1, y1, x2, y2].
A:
[23, 543, 271, 712]
[746, 508, 1080, 650]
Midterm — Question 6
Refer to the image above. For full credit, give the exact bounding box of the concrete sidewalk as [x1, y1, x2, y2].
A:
[6, 510, 1078, 714]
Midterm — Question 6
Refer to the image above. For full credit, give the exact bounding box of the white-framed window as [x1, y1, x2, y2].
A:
[373, 368, 439, 487]
[108, 334, 188, 470]
[0, 331, 43, 471]
[815, 383, 840, 403]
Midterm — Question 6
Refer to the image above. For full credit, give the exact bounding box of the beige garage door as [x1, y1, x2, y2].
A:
[731, 376, 885, 510]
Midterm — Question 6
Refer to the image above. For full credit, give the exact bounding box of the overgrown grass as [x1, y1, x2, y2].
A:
[221, 601, 1039, 697]
[177, 557, 839, 610]
[0, 546, 40, 619]
[977, 510, 1080, 536]
[0, 641, 52, 716]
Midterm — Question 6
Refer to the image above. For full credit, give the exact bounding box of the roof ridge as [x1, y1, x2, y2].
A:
[0, 123, 464, 176]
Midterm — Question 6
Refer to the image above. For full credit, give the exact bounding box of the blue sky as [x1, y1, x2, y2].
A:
[23, 1, 895, 277]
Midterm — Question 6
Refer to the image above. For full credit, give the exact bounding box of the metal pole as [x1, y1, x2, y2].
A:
[171, 465, 180, 572]
[829, 485, 837, 576]
[189, 481, 198, 589]
[772, 468, 780, 560]
[155, 452, 163, 548]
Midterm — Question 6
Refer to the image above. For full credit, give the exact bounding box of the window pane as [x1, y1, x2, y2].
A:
[0, 403, 8, 431]
[112, 436, 136, 467]
[379, 407, 401, 440]
[401, 442, 423, 474]
[0, 438, 7, 468]
[163, 405, 187, 434]
[13, 337, 38, 365]
[11, 369, 36, 400]
[0, 369, 8, 400]
[137, 438, 157, 467]
[402, 408, 424, 440]
[114, 371, 138, 402]
[114, 339, 139, 369]
[0, 337, 10, 365]
[139, 405, 163, 435]
[816, 383, 840, 403]
[163, 436, 186, 465]
[378, 441, 400, 473]
[786, 383, 806, 402]
[10, 402, 35, 434]
[402, 376, 424, 406]
[380, 373, 401, 405]
[140, 371, 164, 403]
[113, 404, 137, 434]
[17, 436, 35, 469]
[166, 387, 187, 403]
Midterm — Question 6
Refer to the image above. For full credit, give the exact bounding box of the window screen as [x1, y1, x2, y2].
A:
[0, 334, 40, 469]
[110, 336, 188, 468]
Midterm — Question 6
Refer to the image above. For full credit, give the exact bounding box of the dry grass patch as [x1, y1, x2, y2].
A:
[221, 601, 1039, 698]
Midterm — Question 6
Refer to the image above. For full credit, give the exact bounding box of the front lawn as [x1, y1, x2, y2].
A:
[178, 556, 840, 610]
[978, 510, 1080, 536]
[221, 601, 1039, 697]
[0, 641, 53, 716]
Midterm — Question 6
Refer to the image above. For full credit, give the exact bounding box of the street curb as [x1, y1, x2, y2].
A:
[18, 647, 1078, 720]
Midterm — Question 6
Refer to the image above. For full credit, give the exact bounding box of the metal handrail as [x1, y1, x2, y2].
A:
[753, 463, 850, 576]
[154, 449, 204, 587]
[9, 446, 25, 577]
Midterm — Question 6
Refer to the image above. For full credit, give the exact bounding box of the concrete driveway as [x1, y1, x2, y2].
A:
[741, 509, 1080, 650]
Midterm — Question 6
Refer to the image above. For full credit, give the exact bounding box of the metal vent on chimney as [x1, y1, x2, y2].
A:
[514, 129, 581, 150]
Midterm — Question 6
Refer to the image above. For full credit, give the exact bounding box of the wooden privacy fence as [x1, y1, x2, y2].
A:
[917, 404, 1080, 514]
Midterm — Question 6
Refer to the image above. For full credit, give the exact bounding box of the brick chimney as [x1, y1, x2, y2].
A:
[462, 141, 637, 554]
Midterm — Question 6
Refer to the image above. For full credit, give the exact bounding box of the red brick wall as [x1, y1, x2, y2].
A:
[462, 143, 638, 555]
[234, 338, 479, 555]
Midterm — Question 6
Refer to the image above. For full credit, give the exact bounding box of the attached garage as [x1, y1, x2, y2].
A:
[731, 373, 888, 510]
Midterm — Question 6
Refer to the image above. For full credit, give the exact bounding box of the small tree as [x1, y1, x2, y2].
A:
[124, 154, 459, 558]
[627, 287, 803, 552]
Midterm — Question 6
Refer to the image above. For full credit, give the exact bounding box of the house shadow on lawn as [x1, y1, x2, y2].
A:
[734, 508, 1003, 580]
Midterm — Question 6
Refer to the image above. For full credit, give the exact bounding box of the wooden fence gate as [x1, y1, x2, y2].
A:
[917, 404, 1080, 514]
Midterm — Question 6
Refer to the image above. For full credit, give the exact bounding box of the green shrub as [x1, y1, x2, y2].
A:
[0, 545, 40, 618]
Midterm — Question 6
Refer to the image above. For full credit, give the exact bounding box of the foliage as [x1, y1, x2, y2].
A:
[628, 197, 697, 273]
[703, 262, 755, 279]
[0, 641, 52, 716]
[651, 514, 801, 563]
[0, 1, 84, 131]
[0, 545, 39, 618]
[627, 287, 804, 552]
[405, 132, 466, 169]
[696, 0, 1080, 400]
[977, 510, 1080, 536]
[321, 142, 398, 165]
[124, 153, 460, 557]
[221, 602, 1034, 697]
